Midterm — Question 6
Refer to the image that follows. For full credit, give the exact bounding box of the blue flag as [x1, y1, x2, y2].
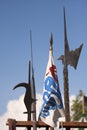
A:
[39, 45, 65, 127]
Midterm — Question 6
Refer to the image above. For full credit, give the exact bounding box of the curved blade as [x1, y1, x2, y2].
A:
[13, 82, 28, 90]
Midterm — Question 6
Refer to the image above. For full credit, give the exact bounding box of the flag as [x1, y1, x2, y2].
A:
[39, 34, 65, 127]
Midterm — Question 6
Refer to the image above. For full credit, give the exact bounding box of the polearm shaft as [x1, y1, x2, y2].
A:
[30, 30, 37, 130]
[28, 61, 31, 121]
[63, 8, 70, 122]
[27, 61, 31, 130]
[63, 64, 70, 121]
[58, 8, 83, 126]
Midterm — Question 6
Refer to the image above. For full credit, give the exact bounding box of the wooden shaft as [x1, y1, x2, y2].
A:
[7, 119, 16, 130]
[82, 94, 85, 114]
[50, 127, 54, 130]
[63, 66, 70, 121]
[7, 119, 87, 129]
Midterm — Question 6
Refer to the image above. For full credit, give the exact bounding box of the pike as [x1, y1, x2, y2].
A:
[58, 8, 83, 124]
[13, 31, 37, 130]
[13, 61, 36, 130]
[30, 30, 37, 130]
[13, 61, 35, 119]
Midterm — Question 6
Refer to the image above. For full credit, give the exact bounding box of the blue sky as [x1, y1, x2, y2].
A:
[0, 0, 87, 117]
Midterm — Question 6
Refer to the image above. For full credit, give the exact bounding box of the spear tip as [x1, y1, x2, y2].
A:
[50, 32, 53, 50]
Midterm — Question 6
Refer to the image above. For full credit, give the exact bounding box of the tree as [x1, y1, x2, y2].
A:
[71, 90, 84, 121]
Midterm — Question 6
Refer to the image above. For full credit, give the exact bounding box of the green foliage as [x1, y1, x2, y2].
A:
[71, 90, 87, 121]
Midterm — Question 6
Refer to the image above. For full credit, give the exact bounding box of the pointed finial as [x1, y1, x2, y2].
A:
[50, 32, 53, 50]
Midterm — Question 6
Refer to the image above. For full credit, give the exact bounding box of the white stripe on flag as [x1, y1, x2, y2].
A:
[39, 49, 65, 127]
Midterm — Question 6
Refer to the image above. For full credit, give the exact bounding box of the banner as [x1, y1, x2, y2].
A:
[39, 44, 65, 127]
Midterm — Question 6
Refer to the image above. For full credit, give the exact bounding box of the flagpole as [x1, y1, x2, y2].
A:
[49, 33, 54, 130]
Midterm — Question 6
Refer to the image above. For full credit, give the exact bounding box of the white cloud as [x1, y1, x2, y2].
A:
[0, 93, 43, 130]
[0, 93, 76, 130]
